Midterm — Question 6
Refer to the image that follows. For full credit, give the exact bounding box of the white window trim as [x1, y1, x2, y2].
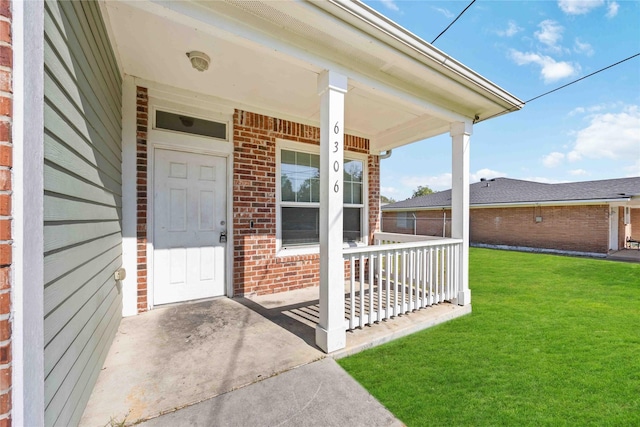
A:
[275, 139, 368, 257]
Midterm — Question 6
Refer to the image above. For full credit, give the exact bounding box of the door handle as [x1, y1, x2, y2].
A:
[219, 231, 227, 243]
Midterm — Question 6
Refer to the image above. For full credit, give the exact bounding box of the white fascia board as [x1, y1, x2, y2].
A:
[319, 0, 523, 110]
[137, 0, 469, 125]
[98, 1, 125, 79]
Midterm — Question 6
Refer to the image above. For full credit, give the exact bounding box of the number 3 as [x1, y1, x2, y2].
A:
[333, 141, 338, 153]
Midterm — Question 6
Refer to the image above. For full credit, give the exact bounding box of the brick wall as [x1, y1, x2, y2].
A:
[0, 0, 13, 426]
[383, 205, 611, 254]
[470, 205, 609, 253]
[0, 0, 10, 422]
[135, 87, 148, 312]
[631, 208, 640, 241]
[367, 155, 380, 244]
[233, 110, 377, 296]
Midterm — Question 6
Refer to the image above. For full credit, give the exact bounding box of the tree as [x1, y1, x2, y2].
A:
[380, 195, 396, 204]
[411, 185, 433, 198]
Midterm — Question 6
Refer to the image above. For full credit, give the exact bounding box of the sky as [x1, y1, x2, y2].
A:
[362, 0, 640, 201]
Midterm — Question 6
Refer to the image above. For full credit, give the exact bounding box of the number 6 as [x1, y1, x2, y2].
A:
[334, 122, 340, 134]
[334, 181, 339, 193]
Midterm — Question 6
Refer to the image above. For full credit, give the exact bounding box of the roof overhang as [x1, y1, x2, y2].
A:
[102, 0, 522, 153]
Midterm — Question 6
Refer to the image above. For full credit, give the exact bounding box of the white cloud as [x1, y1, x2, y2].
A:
[380, 0, 400, 12]
[470, 169, 506, 182]
[535, 20, 564, 51]
[558, 0, 604, 15]
[606, 1, 619, 18]
[496, 20, 523, 37]
[400, 173, 452, 192]
[380, 186, 400, 196]
[567, 105, 640, 161]
[574, 38, 594, 56]
[522, 176, 566, 184]
[568, 107, 586, 116]
[509, 50, 579, 83]
[432, 7, 454, 19]
[542, 152, 565, 167]
[569, 169, 588, 176]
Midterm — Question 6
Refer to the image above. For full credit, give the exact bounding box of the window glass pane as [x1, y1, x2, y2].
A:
[156, 111, 226, 139]
[344, 159, 363, 205]
[281, 175, 295, 202]
[281, 150, 321, 203]
[343, 182, 352, 204]
[282, 207, 319, 246]
[352, 183, 362, 204]
[311, 178, 320, 203]
[344, 159, 363, 182]
[282, 150, 296, 165]
[344, 208, 361, 242]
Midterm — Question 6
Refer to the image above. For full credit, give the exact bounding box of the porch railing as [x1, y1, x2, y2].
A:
[343, 232, 462, 330]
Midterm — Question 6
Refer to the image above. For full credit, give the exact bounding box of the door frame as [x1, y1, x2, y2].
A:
[147, 96, 234, 309]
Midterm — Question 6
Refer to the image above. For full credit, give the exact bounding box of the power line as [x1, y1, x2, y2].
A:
[477, 52, 640, 123]
[432, 0, 476, 45]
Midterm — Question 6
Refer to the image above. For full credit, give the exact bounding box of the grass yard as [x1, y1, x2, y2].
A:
[338, 248, 640, 426]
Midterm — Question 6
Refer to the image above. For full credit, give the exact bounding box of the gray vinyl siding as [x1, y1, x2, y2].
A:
[43, 0, 122, 425]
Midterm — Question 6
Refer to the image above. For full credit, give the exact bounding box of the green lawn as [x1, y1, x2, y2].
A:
[338, 248, 640, 426]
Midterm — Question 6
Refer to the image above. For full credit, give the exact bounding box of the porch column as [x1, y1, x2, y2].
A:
[316, 70, 347, 353]
[451, 121, 472, 306]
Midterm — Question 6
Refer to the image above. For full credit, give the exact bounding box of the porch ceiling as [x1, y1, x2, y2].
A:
[103, 0, 522, 153]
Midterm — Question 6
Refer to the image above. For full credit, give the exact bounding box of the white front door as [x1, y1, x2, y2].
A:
[153, 148, 227, 305]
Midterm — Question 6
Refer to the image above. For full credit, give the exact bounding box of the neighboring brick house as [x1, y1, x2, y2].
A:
[7, 0, 523, 425]
[382, 177, 640, 256]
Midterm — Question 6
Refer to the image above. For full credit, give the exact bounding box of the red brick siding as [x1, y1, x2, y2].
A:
[383, 205, 610, 253]
[233, 110, 376, 296]
[135, 87, 148, 312]
[367, 155, 380, 244]
[0, 0, 10, 422]
[631, 208, 640, 241]
[469, 205, 609, 253]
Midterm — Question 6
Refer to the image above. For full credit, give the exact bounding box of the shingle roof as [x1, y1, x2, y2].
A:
[382, 177, 640, 210]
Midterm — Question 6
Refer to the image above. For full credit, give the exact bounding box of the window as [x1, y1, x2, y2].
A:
[155, 110, 227, 140]
[279, 144, 365, 248]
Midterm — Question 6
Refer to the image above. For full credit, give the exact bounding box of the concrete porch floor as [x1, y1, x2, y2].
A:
[80, 287, 470, 426]
[607, 248, 640, 262]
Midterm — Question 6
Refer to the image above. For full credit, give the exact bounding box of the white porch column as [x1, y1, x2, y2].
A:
[316, 70, 347, 353]
[451, 121, 472, 306]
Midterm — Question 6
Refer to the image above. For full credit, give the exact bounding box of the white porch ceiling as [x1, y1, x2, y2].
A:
[103, 0, 521, 153]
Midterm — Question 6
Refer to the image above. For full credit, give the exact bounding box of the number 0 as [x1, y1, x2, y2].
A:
[333, 161, 339, 172]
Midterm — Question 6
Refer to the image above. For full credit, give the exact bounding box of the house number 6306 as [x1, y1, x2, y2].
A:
[333, 122, 340, 193]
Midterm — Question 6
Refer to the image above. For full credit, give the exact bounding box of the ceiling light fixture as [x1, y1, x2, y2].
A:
[186, 51, 210, 72]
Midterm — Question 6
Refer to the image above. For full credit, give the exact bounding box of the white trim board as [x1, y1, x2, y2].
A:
[12, 1, 46, 424]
